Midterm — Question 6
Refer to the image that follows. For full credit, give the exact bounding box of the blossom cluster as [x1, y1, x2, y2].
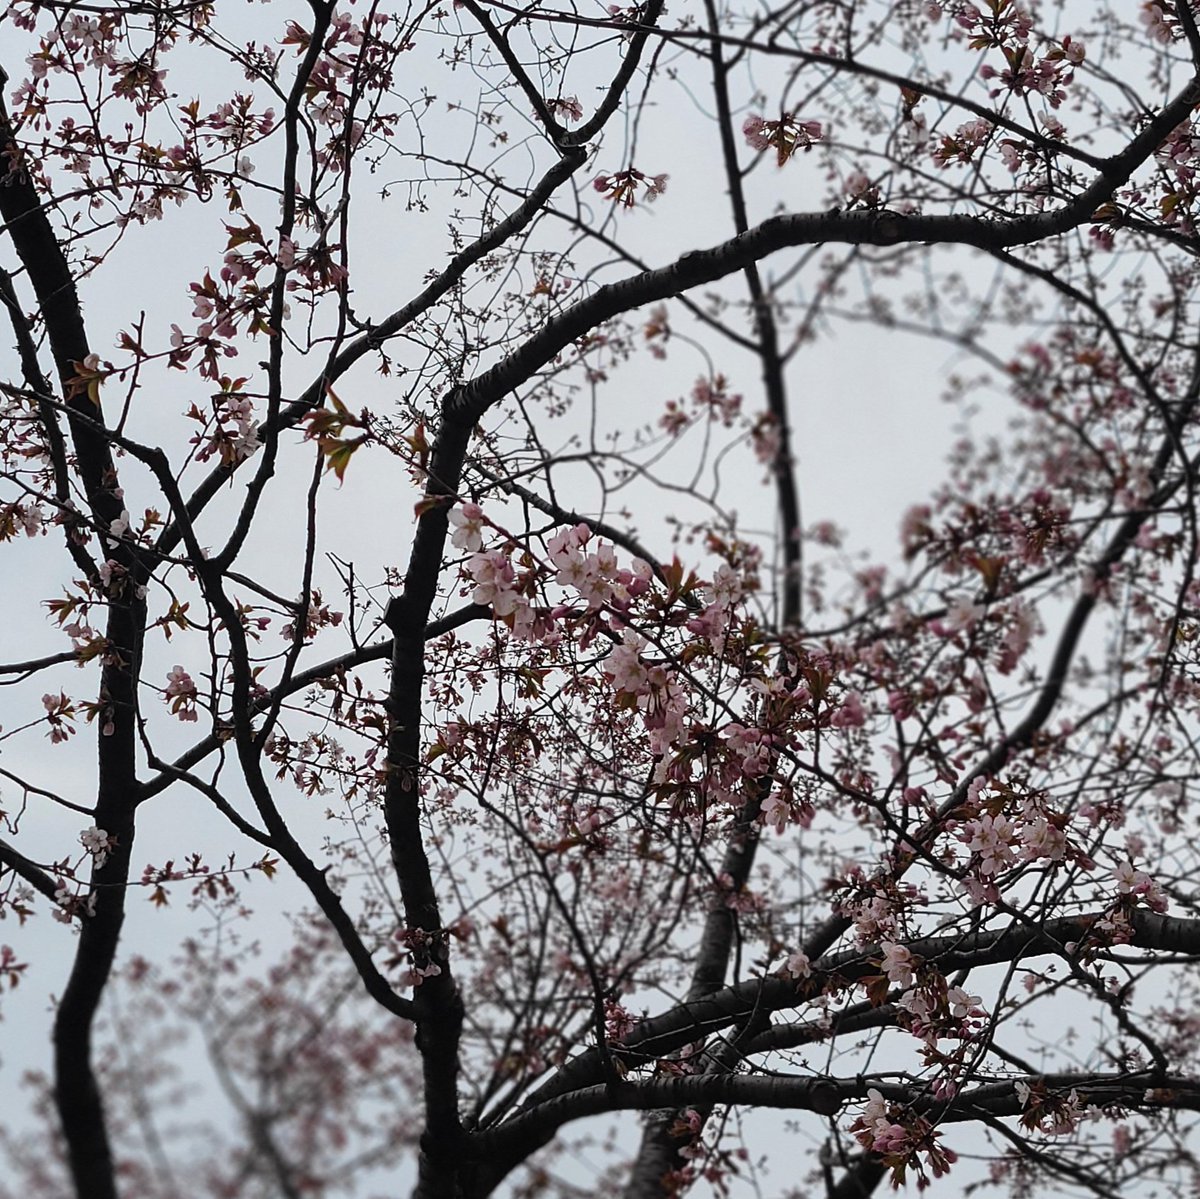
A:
[1113, 860, 1167, 912]
[850, 1089, 958, 1188]
[179, 215, 344, 380]
[282, 10, 399, 170]
[742, 113, 823, 165]
[445, 500, 874, 828]
[924, 3, 1085, 169]
[187, 381, 261, 464]
[932, 118, 993, 167]
[604, 997, 637, 1041]
[80, 826, 115, 868]
[0, 501, 44, 541]
[0, 944, 29, 992]
[24, 15, 170, 116]
[1014, 1080, 1085, 1136]
[593, 167, 669, 207]
[546, 95, 583, 123]
[834, 860, 933, 946]
[460, 516, 653, 644]
[1140, 1, 1180, 43]
[978, 37, 1083, 107]
[893, 970, 987, 1049]
[53, 882, 97, 924]
[42, 691, 76, 744]
[659, 376, 743, 435]
[952, 780, 1081, 906]
[843, 170, 880, 207]
[1155, 120, 1200, 233]
[657, 375, 783, 479]
[164, 665, 199, 722]
[10, 9, 261, 234]
[391, 926, 448, 990]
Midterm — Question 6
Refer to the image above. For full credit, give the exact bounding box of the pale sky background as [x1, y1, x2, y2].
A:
[0, 3, 1138, 1195]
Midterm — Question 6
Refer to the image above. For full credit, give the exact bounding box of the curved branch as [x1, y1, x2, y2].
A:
[444, 70, 1200, 437]
[512, 909, 1200, 1121]
[479, 1067, 1200, 1168]
[481, 1073, 841, 1160]
[0, 837, 60, 901]
[563, 0, 668, 148]
[0, 266, 96, 579]
[197, 575, 421, 1026]
[0, 649, 80, 681]
[0, 764, 94, 816]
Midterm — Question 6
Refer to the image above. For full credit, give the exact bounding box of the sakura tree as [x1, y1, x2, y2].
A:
[2, 1, 1200, 1197]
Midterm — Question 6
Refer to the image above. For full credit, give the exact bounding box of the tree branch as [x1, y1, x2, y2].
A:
[157, 148, 588, 559]
[511, 909, 1200, 1124]
[138, 603, 490, 802]
[0, 837, 60, 901]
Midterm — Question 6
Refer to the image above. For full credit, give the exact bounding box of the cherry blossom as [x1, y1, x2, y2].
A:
[962, 812, 1018, 876]
[946, 986, 982, 1019]
[782, 949, 812, 980]
[1113, 861, 1168, 912]
[742, 112, 823, 164]
[448, 501, 486, 552]
[603, 631, 649, 695]
[164, 666, 199, 722]
[880, 941, 917, 988]
[79, 827, 115, 868]
[593, 168, 668, 206]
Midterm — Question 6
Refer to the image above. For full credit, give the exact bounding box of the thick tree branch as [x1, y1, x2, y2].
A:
[510, 909, 1200, 1128]
[0, 77, 150, 1199]
[0, 837, 60, 901]
[483, 1074, 842, 1156]
[440, 71, 1200, 442]
[478, 1067, 1200, 1172]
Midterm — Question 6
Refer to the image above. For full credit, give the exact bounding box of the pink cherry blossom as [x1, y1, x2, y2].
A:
[880, 941, 916, 987]
[449, 501, 485, 552]
[80, 826, 114, 867]
[783, 949, 811, 979]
